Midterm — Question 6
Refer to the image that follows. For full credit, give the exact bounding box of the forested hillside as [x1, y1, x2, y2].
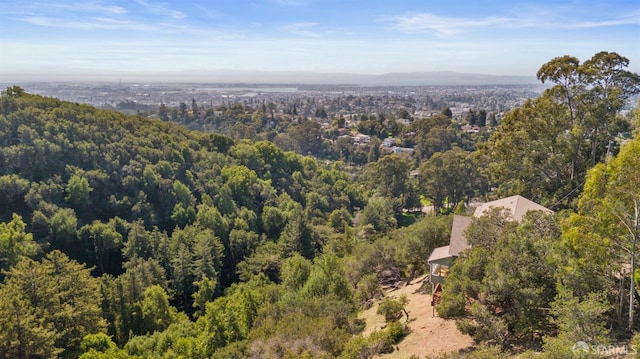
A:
[0, 51, 639, 359]
[0, 85, 452, 358]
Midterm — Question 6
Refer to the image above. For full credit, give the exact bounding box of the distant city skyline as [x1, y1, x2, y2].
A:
[1, 0, 639, 82]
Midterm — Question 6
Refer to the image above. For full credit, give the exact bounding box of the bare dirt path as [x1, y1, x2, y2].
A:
[360, 275, 475, 358]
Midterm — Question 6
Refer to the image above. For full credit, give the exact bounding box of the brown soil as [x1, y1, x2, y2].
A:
[359, 275, 475, 358]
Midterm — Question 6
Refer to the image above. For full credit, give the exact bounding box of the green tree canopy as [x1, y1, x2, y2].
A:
[0, 213, 39, 274]
[486, 51, 640, 207]
[0, 251, 106, 358]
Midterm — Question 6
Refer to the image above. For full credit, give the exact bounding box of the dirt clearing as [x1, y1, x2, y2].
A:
[360, 275, 474, 358]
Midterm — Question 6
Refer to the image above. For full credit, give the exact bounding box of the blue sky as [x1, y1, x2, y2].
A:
[1, 0, 639, 80]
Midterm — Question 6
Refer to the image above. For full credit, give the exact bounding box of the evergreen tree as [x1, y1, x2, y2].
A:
[0, 251, 106, 358]
[0, 214, 39, 275]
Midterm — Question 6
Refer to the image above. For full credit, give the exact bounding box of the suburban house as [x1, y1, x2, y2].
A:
[428, 195, 553, 286]
[428, 215, 473, 285]
[472, 194, 553, 222]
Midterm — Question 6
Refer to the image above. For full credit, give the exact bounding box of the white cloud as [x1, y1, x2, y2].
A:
[18, 15, 166, 32]
[60, 2, 128, 15]
[564, 16, 640, 29]
[134, 0, 186, 20]
[0, 1, 127, 16]
[388, 13, 511, 36]
[387, 9, 639, 36]
[280, 21, 349, 39]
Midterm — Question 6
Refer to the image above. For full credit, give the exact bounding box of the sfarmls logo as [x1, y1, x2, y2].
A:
[572, 341, 638, 356]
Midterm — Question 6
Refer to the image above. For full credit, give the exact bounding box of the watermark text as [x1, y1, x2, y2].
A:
[573, 341, 637, 356]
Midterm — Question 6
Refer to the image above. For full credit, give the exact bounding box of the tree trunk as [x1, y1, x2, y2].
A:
[628, 237, 635, 332]
[629, 203, 640, 332]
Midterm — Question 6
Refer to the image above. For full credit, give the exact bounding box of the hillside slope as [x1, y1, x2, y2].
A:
[361, 275, 474, 358]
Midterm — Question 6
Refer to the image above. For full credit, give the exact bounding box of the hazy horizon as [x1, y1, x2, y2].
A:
[1, 0, 639, 82]
[0, 68, 540, 86]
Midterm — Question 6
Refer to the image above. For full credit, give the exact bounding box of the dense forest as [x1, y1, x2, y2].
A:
[0, 51, 639, 358]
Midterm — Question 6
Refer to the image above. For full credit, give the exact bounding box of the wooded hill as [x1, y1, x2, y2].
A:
[0, 51, 639, 358]
[0, 85, 451, 358]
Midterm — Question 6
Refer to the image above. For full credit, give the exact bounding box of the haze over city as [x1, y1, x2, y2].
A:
[1, 0, 639, 83]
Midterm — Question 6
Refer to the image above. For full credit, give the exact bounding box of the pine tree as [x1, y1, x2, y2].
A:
[0, 251, 105, 358]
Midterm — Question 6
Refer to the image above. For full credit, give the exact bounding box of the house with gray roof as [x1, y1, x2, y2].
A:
[428, 215, 473, 284]
[472, 194, 552, 221]
[428, 195, 552, 286]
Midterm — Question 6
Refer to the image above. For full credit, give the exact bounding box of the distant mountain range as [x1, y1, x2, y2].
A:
[3, 69, 538, 86]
